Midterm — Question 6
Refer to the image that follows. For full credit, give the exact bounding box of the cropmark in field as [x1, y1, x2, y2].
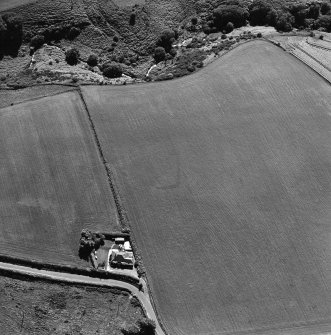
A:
[0, 91, 119, 267]
[82, 40, 331, 335]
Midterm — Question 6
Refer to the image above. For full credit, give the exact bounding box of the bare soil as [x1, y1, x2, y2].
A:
[0, 271, 144, 335]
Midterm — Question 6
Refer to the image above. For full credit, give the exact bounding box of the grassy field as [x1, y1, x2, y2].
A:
[0, 91, 119, 267]
[82, 40, 331, 335]
[0, 270, 144, 334]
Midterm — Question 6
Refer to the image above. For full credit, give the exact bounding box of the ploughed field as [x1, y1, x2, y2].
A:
[82, 41, 331, 335]
[0, 91, 118, 267]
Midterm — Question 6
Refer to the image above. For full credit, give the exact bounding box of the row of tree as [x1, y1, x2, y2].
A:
[0, 13, 23, 57]
[197, 0, 331, 33]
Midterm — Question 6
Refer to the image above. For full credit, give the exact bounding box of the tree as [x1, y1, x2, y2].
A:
[138, 318, 156, 335]
[87, 54, 98, 67]
[129, 12, 136, 25]
[1, 13, 23, 55]
[318, 15, 331, 31]
[289, 2, 308, 27]
[213, 5, 249, 30]
[156, 29, 176, 52]
[65, 48, 80, 65]
[307, 2, 320, 19]
[191, 17, 198, 25]
[249, 0, 273, 26]
[0, 16, 7, 48]
[276, 12, 295, 32]
[154, 46, 166, 63]
[30, 35, 45, 50]
[103, 63, 122, 78]
[67, 26, 81, 40]
[321, 2, 331, 15]
[225, 21, 234, 32]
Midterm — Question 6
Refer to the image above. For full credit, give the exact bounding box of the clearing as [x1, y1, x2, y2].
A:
[0, 91, 119, 267]
[82, 40, 331, 335]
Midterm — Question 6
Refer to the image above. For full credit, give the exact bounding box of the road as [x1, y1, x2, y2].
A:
[0, 261, 165, 335]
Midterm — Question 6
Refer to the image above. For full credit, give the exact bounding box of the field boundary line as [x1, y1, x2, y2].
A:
[0, 87, 79, 110]
[78, 88, 170, 335]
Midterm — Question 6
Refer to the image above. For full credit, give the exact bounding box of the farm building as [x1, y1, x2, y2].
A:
[110, 250, 134, 269]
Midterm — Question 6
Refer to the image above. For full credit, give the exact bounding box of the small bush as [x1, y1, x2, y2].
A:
[113, 35, 119, 42]
[187, 64, 195, 72]
[68, 26, 81, 40]
[225, 22, 234, 33]
[221, 34, 227, 39]
[129, 12, 136, 25]
[30, 35, 44, 50]
[154, 46, 166, 63]
[87, 54, 98, 67]
[319, 34, 324, 39]
[191, 17, 198, 25]
[156, 29, 177, 52]
[103, 63, 122, 78]
[257, 32, 262, 38]
[65, 48, 80, 65]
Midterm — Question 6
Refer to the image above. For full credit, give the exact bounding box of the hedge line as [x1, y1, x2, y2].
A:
[0, 254, 140, 286]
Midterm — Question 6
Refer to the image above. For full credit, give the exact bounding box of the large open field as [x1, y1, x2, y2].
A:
[0, 91, 118, 267]
[82, 40, 331, 335]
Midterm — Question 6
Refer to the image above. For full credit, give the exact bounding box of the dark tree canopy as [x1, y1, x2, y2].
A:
[213, 5, 249, 29]
[103, 63, 123, 78]
[156, 29, 176, 52]
[154, 46, 166, 63]
[65, 48, 80, 65]
[249, 0, 273, 26]
[30, 35, 45, 50]
[87, 54, 98, 67]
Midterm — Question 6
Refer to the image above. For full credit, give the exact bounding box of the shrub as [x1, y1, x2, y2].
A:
[226, 21, 234, 33]
[257, 32, 262, 37]
[138, 318, 156, 335]
[319, 34, 324, 39]
[67, 26, 81, 40]
[0, 16, 7, 47]
[321, 2, 331, 15]
[103, 63, 122, 78]
[249, 0, 274, 26]
[154, 46, 166, 63]
[276, 12, 295, 32]
[65, 48, 80, 65]
[187, 64, 195, 72]
[30, 35, 45, 49]
[221, 34, 227, 39]
[129, 12, 136, 25]
[1, 13, 23, 55]
[113, 35, 119, 42]
[79, 229, 105, 260]
[318, 15, 331, 31]
[156, 29, 176, 52]
[191, 17, 198, 25]
[307, 2, 320, 20]
[87, 54, 98, 67]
